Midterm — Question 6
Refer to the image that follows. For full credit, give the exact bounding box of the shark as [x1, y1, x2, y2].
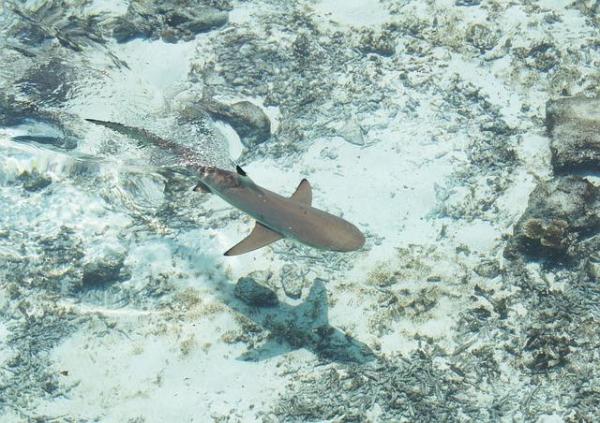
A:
[86, 119, 366, 256]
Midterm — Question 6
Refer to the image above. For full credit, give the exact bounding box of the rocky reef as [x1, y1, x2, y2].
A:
[547, 96, 600, 174]
[112, 1, 229, 44]
[506, 176, 599, 263]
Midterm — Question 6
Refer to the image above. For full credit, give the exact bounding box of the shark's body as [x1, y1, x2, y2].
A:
[196, 166, 365, 255]
[86, 119, 365, 255]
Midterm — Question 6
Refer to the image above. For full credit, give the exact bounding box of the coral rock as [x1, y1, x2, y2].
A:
[505, 176, 599, 262]
[234, 277, 278, 307]
[547, 96, 600, 173]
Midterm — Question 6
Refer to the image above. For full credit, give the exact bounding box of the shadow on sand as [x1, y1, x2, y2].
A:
[229, 278, 376, 364]
[173, 240, 375, 364]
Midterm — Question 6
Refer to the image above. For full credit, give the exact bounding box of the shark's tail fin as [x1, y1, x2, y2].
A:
[85, 118, 179, 152]
[85, 118, 127, 133]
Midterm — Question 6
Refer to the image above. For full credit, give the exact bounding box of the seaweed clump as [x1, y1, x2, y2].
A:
[275, 351, 477, 422]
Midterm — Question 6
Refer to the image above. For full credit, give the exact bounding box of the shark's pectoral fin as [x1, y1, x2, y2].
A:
[193, 181, 212, 193]
[224, 222, 283, 256]
[290, 179, 312, 205]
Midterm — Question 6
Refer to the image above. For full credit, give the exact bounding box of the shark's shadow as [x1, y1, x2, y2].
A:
[232, 278, 376, 364]
[173, 242, 376, 364]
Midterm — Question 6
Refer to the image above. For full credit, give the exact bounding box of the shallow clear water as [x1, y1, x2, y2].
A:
[1, 1, 599, 422]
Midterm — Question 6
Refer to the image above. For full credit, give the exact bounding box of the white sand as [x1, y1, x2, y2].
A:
[313, 0, 391, 27]
[3, 0, 597, 420]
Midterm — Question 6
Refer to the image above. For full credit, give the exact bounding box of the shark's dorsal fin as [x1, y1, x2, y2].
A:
[290, 179, 312, 205]
[236, 165, 247, 176]
[224, 222, 283, 256]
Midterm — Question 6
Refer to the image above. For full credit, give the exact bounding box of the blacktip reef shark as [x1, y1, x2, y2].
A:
[86, 119, 366, 256]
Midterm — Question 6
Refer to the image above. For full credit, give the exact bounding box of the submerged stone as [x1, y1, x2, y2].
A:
[546, 96, 600, 173]
[234, 277, 278, 307]
[505, 176, 599, 262]
[112, 4, 228, 44]
[112, 17, 153, 43]
[337, 120, 365, 146]
[202, 98, 271, 148]
[465, 23, 498, 52]
[17, 170, 52, 192]
[81, 251, 127, 289]
[280, 264, 305, 299]
[515, 41, 561, 72]
[358, 29, 396, 56]
[170, 8, 228, 35]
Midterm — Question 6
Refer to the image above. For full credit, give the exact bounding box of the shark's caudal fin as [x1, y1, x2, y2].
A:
[85, 118, 179, 151]
[224, 222, 283, 256]
[85, 119, 136, 137]
[290, 179, 312, 205]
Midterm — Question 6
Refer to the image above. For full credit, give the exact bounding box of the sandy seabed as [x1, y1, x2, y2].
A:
[0, 0, 599, 422]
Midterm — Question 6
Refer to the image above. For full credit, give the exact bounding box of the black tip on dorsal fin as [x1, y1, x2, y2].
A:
[236, 165, 247, 176]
